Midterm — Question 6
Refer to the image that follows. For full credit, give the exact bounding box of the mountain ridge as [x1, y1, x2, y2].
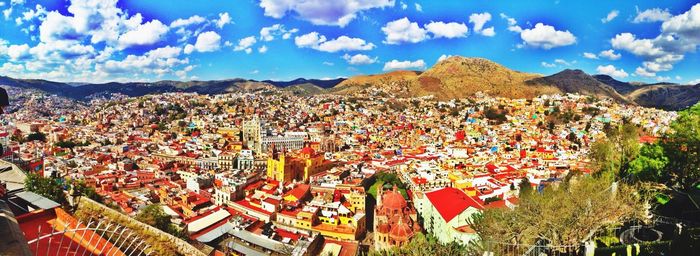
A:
[2, 56, 700, 110]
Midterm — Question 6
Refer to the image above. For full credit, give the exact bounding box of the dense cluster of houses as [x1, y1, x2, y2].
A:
[0, 87, 676, 255]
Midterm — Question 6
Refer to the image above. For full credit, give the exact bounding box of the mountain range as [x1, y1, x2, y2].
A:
[1, 56, 699, 110]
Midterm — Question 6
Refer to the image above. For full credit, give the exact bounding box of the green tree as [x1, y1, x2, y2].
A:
[135, 204, 185, 239]
[661, 103, 700, 189]
[628, 144, 669, 183]
[518, 177, 532, 197]
[24, 172, 67, 205]
[471, 175, 644, 254]
[26, 132, 47, 142]
[590, 123, 640, 179]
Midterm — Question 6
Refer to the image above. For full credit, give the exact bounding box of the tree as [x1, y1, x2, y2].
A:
[471, 175, 645, 254]
[661, 103, 700, 189]
[71, 180, 103, 203]
[24, 172, 67, 205]
[589, 123, 640, 179]
[370, 233, 468, 256]
[628, 144, 669, 183]
[26, 132, 47, 142]
[518, 177, 532, 197]
[135, 204, 185, 239]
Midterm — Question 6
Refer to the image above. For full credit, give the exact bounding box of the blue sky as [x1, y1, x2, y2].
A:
[0, 0, 699, 84]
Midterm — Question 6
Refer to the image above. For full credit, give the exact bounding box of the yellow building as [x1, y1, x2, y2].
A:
[266, 146, 329, 183]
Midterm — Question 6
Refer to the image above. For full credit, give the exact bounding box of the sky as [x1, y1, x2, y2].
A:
[0, 0, 699, 84]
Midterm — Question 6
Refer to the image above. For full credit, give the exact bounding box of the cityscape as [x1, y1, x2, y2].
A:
[1, 1, 700, 256]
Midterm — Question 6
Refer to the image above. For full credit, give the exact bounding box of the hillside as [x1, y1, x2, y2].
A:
[334, 57, 560, 99]
[0, 76, 277, 99]
[526, 69, 631, 103]
[263, 78, 345, 89]
[627, 84, 700, 110]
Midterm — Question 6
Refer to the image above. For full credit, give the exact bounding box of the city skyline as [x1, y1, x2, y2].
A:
[1, 0, 700, 84]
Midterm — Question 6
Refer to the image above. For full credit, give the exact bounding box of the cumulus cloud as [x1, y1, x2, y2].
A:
[469, 12, 495, 36]
[97, 46, 188, 77]
[193, 31, 221, 52]
[415, 3, 422, 12]
[294, 32, 375, 52]
[599, 49, 621, 60]
[611, 4, 700, 78]
[170, 15, 205, 28]
[596, 64, 628, 78]
[381, 17, 428, 44]
[259, 0, 394, 27]
[7, 43, 30, 60]
[383, 59, 426, 71]
[601, 10, 619, 23]
[343, 53, 377, 65]
[520, 23, 576, 49]
[117, 20, 169, 49]
[633, 7, 672, 23]
[258, 45, 268, 53]
[215, 12, 231, 28]
[424, 21, 468, 39]
[234, 36, 257, 53]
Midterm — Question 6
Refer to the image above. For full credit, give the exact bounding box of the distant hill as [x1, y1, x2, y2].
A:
[526, 69, 631, 103]
[3, 56, 700, 110]
[626, 84, 700, 110]
[262, 78, 345, 89]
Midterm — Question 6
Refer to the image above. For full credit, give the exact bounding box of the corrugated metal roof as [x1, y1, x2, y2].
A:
[15, 191, 60, 210]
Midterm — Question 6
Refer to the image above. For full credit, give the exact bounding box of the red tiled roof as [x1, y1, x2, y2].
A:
[424, 187, 483, 223]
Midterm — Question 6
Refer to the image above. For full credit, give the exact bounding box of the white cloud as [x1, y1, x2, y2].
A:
[322, 61, 334, 66]
[424, 21, 468, 39]
[656, 76, 671, 82]
[633, 7, 672, 23]
[215, 12, 231, 28]
[184, 44, 194, 54]
[520, 23, 576, 49]
[541, 62, 556, 68]
[481, 27, 495, 37]
[343, 53, 377, 65]
[415, 3, 422, 12]
[381, 17, 428, 44]
[555, 59, 573, 66]
[601, 10, 619, 23]
[294, 32, 325, 48]
[383, 59, 426, 71]
[596, 64, 628, 78]
[437, 54, 452, 63]
[400, 2, 407, 10]
[599, 49, 621, 60]
[260, 24, 296, 41]
[635, 67, 656, 77]
[7, 44, 30, 60]
[294, 32, 375, 52]
[258, 45, 268, 53]
[499, 13, 522, 33]
[170, 15, 205, 28]
[469, 12, 491, 32]
[259, 0, 394, 27]
[234, 35, 257, 52]
[97, 45, 188, 77]
[688, 78, 700, 85]
[583, 52, 598, 59]
[194, 31, 221, 52]
[117, 20, 169, 49]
